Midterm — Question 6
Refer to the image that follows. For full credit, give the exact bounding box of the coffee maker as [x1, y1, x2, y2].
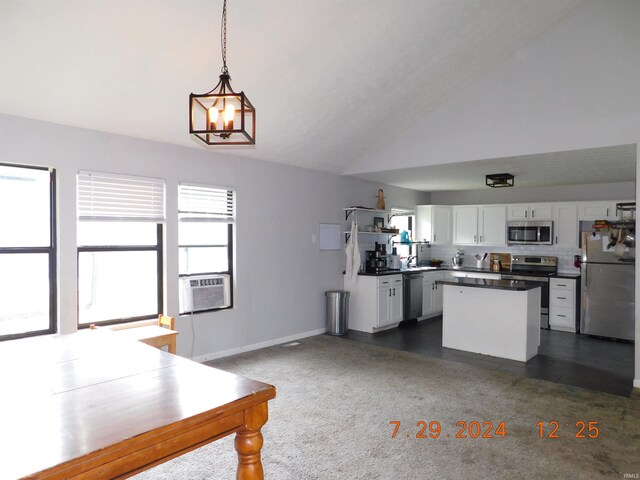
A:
[365, 242, 388, 274]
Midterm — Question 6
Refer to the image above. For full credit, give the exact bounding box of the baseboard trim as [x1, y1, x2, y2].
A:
[634, 378, 640, 389]
[192, 328, 326, 363]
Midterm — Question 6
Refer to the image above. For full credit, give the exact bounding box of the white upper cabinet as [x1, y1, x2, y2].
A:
[552, 203, 578, 248]
[452, 206, 478, 245]
[452, 205, 506, 246]
[507, 203, 553, 221]
[479, 205, 506, 245]
[577, 201, 618, 221]
[416, 205, 451, 245]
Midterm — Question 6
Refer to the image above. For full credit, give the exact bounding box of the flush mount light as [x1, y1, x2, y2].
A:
[189, 0, 255, 145]
[485, 173, 515, 188]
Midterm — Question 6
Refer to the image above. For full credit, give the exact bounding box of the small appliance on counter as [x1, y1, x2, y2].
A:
[365, 242, 388, 274]
[389, 247, 401, 270]
[452, 250, 464, 267]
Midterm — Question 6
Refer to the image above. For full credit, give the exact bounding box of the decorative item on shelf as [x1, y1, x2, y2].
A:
[381, 227, 399, 234]
[592, 220, 610, 231]
[376, 189, 386, 210]
[189, 0, 256, 145]
[373, 217, 384, 231]
[485, 173, 514, 188]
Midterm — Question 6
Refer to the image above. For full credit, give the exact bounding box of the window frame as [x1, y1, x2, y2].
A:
[0, 163, 57, 341]
[178, 183, 235, 315]
[76, 223, 164, 328]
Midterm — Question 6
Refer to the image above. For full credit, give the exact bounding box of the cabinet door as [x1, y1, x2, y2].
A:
[433, 282, 443, 313]
[507, 204, 529, 221]
[530, 204, 552, 220]
[479, 205, 506, 245]
[578, 202, 615, 220]
[553, 203, 578, 247]
[390, 281, 403, 323]
[415, 205, 432, 243]
[422, 277, 434, 316]
[433, 206, 452, 245]
[452, 206, 478, 245]
[377, 285, 390, 327]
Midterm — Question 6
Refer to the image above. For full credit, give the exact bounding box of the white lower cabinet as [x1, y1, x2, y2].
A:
[345, 275, 403, 333]
[421, 271, 448, 318]
[377, 276, 403, 328]
[549, 277, 578, 332]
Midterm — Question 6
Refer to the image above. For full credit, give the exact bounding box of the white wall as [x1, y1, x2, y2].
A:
[431, 182, 635, 206]
[346, 0, 640, 175]
[0, 114, 429, 360]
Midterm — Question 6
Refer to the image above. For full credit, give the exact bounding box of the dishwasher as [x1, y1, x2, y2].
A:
[403, 273, 423, 321]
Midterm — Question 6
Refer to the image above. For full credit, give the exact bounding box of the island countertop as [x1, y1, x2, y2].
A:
[436, 277, 542, 291]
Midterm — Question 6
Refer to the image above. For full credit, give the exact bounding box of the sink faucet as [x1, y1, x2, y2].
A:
[407, 255, 417, 266]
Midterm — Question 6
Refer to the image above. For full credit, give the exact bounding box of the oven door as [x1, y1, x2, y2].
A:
[500, 274, 549, 328]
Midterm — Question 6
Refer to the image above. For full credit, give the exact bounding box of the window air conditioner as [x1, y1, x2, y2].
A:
[180, 274, 231, 312]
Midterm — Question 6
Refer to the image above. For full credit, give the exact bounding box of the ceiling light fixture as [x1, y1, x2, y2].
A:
[485, 173, 515, 188]
[189, 0, 255, 145]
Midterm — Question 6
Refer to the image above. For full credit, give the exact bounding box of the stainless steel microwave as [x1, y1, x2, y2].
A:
[507, 221, 554, 245]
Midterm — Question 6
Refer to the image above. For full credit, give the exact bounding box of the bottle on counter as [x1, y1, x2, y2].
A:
[492, 258, 501, 272]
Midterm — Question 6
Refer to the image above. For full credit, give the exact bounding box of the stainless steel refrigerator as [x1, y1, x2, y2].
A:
[580, 231, 635, 340]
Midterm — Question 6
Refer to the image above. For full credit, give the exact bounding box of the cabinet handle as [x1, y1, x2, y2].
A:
[557, 297, 566, 300]
[525, 211, 528, 218]
[389, 289, 392, 297]
[393, 288, 396, 296]
[557, 284, 567, 287]
[431, 283, 435, 290]
[480, 235, 483, 242]
[532, 210, 535, 218]
[434, 234, 436, 242]
[557, 314, 566, 318]
[473, 235, 477, 242]
[555, 236, 558, 244]
[606, 208, 609, 217]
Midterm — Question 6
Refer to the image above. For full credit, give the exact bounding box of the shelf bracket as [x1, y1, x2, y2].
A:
[345, 210, 354, 221]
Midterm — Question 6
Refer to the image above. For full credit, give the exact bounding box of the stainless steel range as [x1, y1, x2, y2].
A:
[501, 255, 557, 329]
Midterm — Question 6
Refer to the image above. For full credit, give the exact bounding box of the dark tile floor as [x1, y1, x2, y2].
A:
[343, 316, 635, 397]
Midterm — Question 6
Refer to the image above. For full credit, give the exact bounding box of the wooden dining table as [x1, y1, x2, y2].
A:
[0, 330, 276, 480]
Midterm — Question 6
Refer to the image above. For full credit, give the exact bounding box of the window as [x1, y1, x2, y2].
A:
[76, 171, 165, 327]
[0, 163, 56, 340]
[178, 183, 234, 313]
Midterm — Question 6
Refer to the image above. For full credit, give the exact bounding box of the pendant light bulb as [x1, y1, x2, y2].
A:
[208, 106, 219, 129]
[224, 104, 236, 128]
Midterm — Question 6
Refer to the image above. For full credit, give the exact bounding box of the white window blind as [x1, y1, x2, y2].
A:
[178, 183, 235, 222]
[77, 171, 165, 221]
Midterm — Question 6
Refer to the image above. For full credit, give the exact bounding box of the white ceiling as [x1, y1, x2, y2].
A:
[3, 0, 632, 192]
[352, 144, 638, 191]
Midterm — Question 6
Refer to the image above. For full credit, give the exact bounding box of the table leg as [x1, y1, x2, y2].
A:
[235, 402, 268, 480]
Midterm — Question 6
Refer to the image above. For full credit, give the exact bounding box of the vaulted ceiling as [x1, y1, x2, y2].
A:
[1, 0, 637, 191]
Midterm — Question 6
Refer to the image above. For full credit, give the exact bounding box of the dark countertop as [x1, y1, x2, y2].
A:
[355, 265, 497, 277]
[436, 278, 543, 291]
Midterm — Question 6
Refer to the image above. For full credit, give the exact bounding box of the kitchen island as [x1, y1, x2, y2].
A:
[436, 278, 542, 362]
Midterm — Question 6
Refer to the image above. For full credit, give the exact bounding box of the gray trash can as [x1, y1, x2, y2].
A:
[325, 290, 350, 335]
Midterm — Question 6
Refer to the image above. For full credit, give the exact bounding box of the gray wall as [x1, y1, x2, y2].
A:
[0, 114, 429, 361]
[430, 181, 636, 205]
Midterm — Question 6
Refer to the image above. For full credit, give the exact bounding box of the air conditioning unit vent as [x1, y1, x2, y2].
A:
[180, 274, 230, 312]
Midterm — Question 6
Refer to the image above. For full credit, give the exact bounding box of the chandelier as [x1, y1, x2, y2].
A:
[189, 0, 256, 145]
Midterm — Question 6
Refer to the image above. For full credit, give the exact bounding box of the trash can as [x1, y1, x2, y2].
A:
[325, 290, 350, 335]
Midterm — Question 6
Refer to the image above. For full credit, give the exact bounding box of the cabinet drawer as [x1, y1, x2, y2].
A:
[550, 278, 575, 291]
[549, 307, 575, 329]
[550, 291, 574, 308]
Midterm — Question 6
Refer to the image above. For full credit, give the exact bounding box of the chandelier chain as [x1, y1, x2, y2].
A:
[221, 0, 228, 74]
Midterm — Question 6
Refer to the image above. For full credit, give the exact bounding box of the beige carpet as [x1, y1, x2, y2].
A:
[133, 335, 640, 479]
